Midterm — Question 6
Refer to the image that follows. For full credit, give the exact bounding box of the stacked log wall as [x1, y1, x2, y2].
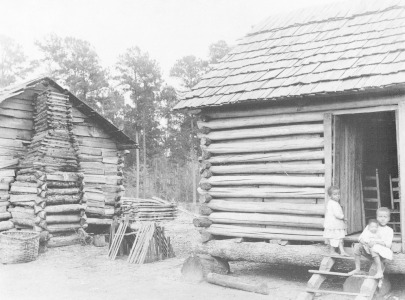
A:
[72, 107, 124, 226]
[196, 95, 403, 242]
[0, 90, 35, 231]
[9, 90, 87, 242]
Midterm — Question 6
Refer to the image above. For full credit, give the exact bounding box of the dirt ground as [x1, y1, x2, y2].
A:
[1, 210, 404, 300]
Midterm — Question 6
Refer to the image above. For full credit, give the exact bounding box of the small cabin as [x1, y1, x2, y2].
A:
[0, 77, 137, 243]
[175, 0, 405, 258]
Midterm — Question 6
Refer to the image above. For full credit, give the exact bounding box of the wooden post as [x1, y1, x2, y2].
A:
[396, 102, 405, 253]
[323, 113, 332, 209]
[135, 130, 140, 198]
[143, 128, 146, 199]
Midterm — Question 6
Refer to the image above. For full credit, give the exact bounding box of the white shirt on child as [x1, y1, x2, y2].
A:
[359, 225, 394, 260]
[323, 200, 346, 229]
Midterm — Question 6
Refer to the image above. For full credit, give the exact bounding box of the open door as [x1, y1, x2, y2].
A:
[333, 115, 365, 234]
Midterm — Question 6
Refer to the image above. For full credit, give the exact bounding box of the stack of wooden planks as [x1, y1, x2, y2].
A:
[127, 222, 175, 264]
[9, 91, 86, 244]
[121, 197, 177, 221]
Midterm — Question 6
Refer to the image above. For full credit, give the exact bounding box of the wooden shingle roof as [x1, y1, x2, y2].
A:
[0, 77, 137, 149]
[175, 0, 405, 109]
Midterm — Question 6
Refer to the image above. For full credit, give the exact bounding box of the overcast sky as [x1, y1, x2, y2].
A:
[1, 0, 341, 80]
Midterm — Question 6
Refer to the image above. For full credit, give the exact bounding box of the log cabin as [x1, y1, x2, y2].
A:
[175, 0, 405, 273]
[0, 77, 137, 246]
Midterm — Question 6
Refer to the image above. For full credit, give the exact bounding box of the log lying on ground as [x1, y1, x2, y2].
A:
[204, 138, 323, 154]
[0, 220, 14, 231]
[197, 112, 323, 130]
[47, 234, 82, 248]
[195, 240, 405, 274]
[210, 163, 325, 175]
[181, 254, 230, 282]
[207, 224, 323, 241]
[209, 212, 324, 229]
[205, 187, 324, 199]
[206, 273, 269, 295]
[204, 175, 324, 187]
[200, 123, 323, 141]
[207, 200, 324, 215]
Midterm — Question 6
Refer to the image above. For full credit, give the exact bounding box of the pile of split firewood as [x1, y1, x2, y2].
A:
[121, 197, 177, 221]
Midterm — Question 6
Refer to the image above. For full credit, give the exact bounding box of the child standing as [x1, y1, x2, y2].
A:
[350, 207, 394, 279]
[323, 186, 348, 256]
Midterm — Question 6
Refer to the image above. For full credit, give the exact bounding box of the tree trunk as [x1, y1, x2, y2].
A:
[143, 128, 146, 199]
[195, 240, 405, 274]
[181, 254, 230, 282]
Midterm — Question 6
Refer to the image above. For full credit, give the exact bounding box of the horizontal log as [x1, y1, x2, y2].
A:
[210, 163, 324, 175]
[204, 175, 324, 187]
[46, 214, 82, 224]
[195, 240, 405, 274]
[9, 194, 42, 203]
[10, 185, 38, 194]
[73, 125, 112, 139]
[206, 272, 269, 295]
[0, 115, 33, 130]
[204, 95, 403, 119]
[207, 150, 324, 165]
[45, 204, 85, 214]
[0, 212, 11, 220]
[0, 158, 19, 169]
[0, 169, 16, 178]
[77, 137, 117, 149]
[86, 218, 112, 225]
[46, 194, 81, 205]
[47, 188, 80, 195]
[47, 223, 82, 233]
[197, 112, 323, 130]
[0, 220, 14, 231]
[207, 200, 324, 215]
[200, 123, 323, 141]
[84, 175, 106, 184]
[11, 217, 35, 227]
[46, 172, 80, 182]
[205, 138, 323, 154]
[205, 187, 324, 198]
[209, 212, 324, 228]
[207, 224, 323, 238]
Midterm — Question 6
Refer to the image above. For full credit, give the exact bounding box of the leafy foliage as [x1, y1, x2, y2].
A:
[209, 40, 231, 64]
[36, 34, 108, 108]
[170, 55, 209, 90]
[0, 35, 37, 88]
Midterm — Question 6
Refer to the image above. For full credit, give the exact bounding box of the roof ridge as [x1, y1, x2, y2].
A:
[249, 0, 405, 36]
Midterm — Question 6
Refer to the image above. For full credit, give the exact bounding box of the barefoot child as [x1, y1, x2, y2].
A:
[350, 207, 394, 279]
[323, 186, 348, 256]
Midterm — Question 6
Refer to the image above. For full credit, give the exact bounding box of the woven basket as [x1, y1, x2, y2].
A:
[0, 231, 40, 264]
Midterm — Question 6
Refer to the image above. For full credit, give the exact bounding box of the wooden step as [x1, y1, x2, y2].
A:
[322, 254, 355, 260]
[363, 187, 378, 191]
[308, 270, 375, 279]
[306, 288, 368, 297]
[363, 198, 379, 202]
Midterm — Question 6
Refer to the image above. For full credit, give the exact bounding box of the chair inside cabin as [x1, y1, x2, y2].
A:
[362, 169, 381, 223]
[389, 174, 401, 232]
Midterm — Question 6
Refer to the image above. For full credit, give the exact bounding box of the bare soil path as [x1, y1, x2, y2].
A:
[1, 210, 404, 300]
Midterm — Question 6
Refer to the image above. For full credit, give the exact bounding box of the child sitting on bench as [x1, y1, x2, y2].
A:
[350, 207, 394, 279]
